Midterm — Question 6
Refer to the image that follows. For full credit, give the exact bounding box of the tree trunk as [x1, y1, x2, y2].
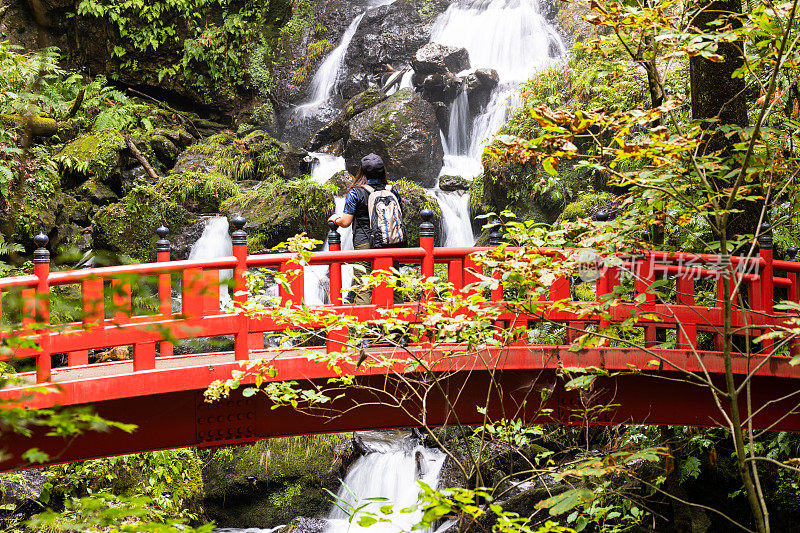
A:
[689, 0, 760, 237]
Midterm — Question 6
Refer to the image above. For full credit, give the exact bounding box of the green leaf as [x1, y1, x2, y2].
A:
[357, 515, 378, 527]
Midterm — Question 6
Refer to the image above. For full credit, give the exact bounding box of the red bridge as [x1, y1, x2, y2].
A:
[1, 213, 799, 471]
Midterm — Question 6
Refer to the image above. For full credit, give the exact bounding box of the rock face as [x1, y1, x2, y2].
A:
[411, 42, 470, 106]
[344, 0, 434, 87]
[306, 87, 388, 151]
[466, 68, 500, 114]
[343, 88, 443, 188]
[411, 42, 471, 76]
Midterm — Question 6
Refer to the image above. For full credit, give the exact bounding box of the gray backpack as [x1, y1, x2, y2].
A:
[362, 184, 407, 248]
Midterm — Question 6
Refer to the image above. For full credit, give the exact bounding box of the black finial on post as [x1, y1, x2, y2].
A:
[327, 220, 341, 246]
[594, 209, 609, 222]
[787, 245, 798, 261]
[489, 219, 504, 246]
[758, 221, 773, 250]
[420, 209, 435, 238]
[156, 225, 170, 253]
[33, 233, 50, 264]
[231, 215, 247, 246]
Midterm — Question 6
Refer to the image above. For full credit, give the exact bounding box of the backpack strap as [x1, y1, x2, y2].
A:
[361, 184, 378, 220]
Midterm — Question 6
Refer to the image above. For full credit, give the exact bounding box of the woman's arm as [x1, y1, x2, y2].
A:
[328, 213, 354, 228]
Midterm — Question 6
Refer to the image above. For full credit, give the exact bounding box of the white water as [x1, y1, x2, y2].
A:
[303, 196, 354, 306]
[309, 152, 347, 185]
[188, 216, 233, 309]
[433, 0, 566, 176]
[325, 431, 445, 533]
[297, 13, 368, 115]
[427, 188, 474, 247]
[431, 0, 565, 84]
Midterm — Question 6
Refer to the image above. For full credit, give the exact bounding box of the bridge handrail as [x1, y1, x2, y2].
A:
[1, 215, 798, 383]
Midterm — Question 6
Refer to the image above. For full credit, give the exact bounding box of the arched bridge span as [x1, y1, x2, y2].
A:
[1, 215, 799, 470]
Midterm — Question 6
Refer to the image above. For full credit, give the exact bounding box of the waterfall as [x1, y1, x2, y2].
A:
[309, 152, 347, 185]
[189, 216, 233, 309]
[427, 188, 474, 247]
[431, 0, 565, 178]
[431, 0, 565, 84]
[325, 431, 445, 533]
[297, 12, 368, 114]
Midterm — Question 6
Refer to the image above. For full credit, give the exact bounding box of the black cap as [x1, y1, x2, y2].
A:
[361, 153, 385, 178]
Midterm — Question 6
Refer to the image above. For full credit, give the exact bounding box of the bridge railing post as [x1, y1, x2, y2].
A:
[420, 209, 435, 311]
[787, 245, 800, 358]
[758, 222, 774, 353]
[33, 234, 51, 383]
[231, 216, 251, 361]
[326, 222, 347, 353]
[156, 226, 173, 358]
[488, 221, 506, 334]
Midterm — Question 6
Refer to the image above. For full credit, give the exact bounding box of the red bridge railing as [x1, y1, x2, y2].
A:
[1, 213, 799, 383]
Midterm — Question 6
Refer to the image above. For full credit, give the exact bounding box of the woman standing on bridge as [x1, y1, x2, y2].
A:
[328, 153, 404, 305]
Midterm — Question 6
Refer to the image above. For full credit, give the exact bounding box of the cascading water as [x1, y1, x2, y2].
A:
[432, 0, 566, 171]
[189, 216, 233, 309]
[427, 187, 474, 247]
[309, 152, 347, 185]
[325, 431, 445, 533]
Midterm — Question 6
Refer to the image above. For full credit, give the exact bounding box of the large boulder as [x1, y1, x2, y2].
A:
[54, 129, 127, 189]
[344, 0, 434, 83]
[411, 42, 470, 76]
[92, 186, 195, 262]
[343, 88, 443, 188]
[466, 68, 500, 114]
[307, 87, 388, 151]
[201, 435, 351, 528]
[220, 178, 335, 251]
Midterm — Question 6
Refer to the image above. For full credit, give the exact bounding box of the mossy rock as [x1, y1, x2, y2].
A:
[391, 179, 443, 247]
[77, 178, 119, 206]
[342, 86, 387, 121]
[557, 192, 614, 223]
[92, 186, 193, 262]
[54, 129, 126, 186]
[221, 178, 335, 251]
[326, 169, 353, 196]
[343, 88, 443, 188]
[201, 435, 349, 528]
[173, 131, 305, 182]
[155, 171, 239, 213]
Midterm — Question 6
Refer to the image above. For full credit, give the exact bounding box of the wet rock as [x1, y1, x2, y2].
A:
[120, 165, 155, 195]
[412, 42, 470, 76]
[416, 71, 462, 106]
[466, 68, 500, 114]
[149, 133, 180, 168]
[327, 169, 353, 196]
[307, 87, 387, 150]
[340, 73, 372, 100]
[343, 88, 443, 188]
[170, 217, 207, 260]
[307, 118, 350, 152]
[344, 0, 432, 80]
[439, 175, 471, 192]
[432, 101, 450, 134]
[76, 178, 119, 206]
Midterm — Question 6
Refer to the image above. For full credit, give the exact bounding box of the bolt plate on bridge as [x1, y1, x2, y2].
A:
[196, 392, 256, 444]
